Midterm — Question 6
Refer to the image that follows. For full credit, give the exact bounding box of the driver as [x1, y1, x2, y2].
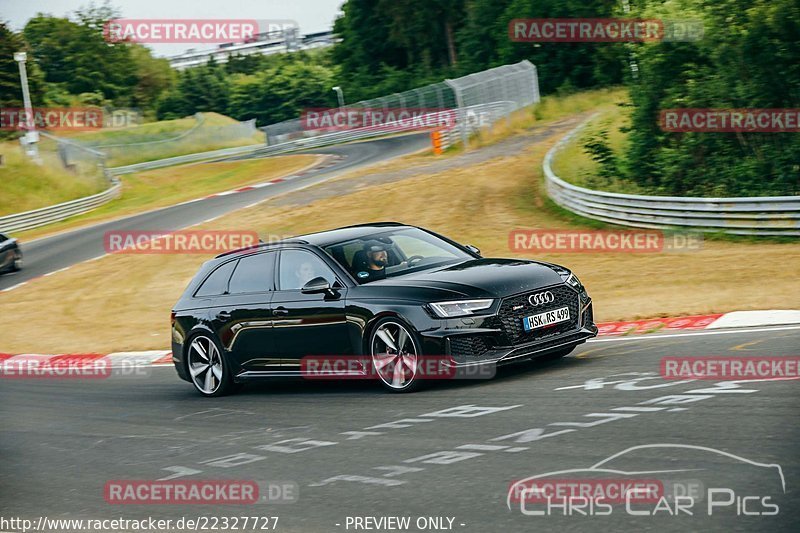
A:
[360, 242, 388, 281]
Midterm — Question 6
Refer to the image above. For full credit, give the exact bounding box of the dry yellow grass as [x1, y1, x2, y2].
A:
[1, 119, 798, 354]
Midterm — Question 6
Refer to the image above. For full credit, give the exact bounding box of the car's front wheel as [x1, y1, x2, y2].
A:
[369, 318, 422, 393]
[11, 251, 22, 272]
[186, 334, 236, 397]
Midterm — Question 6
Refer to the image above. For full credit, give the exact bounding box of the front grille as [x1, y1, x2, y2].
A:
[497, 284, 580, 345]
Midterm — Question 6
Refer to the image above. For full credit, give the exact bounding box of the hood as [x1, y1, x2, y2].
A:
[370, 258, 565, 298]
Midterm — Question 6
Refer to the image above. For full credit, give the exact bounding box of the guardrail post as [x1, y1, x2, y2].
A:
[444, 79, 468, 149]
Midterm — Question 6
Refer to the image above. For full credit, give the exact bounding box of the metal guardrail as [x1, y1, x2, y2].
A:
[544, 117, 800, 236]
[0, 181, 122, 234]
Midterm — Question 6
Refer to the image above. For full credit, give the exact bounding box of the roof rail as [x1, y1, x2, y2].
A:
[214, 238, 309, 259]
[337, 221, 407, 230]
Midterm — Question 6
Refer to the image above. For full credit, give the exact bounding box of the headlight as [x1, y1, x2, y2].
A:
[563, 272, 584, 292]
[429, 299, 494, 318]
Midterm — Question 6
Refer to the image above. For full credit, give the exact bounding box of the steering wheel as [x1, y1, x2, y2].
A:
[405, 255, 425, 266]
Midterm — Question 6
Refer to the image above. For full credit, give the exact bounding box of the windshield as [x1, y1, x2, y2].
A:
[323, 227, 473, 284]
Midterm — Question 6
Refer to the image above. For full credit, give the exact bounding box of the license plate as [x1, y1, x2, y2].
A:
[522, 306, 570, 332]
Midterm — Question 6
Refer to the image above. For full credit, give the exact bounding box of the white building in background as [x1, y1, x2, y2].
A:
[168, 28, 337, 70]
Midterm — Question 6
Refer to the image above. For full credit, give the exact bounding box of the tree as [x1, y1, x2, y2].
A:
[624, 0, 800, 196]
[495, 0, 625, 92]
[0, 23, 26, 108]
[129, 45, 175, 112]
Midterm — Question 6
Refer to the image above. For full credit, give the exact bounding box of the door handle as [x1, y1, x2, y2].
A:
[273, 307, 289, 316]
[216, 311, 231, 320]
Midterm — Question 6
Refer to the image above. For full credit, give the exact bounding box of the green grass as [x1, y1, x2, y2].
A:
[60, 112, 263, 167]
[548, 91, 650, 194]
[467, 86, 629, 149]
[0, 143, 106, 216]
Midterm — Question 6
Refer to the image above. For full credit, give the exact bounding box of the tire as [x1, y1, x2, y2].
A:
[368, 317, 423, 393]
[11, 251, 22, 272]
[185, 333, 236, 397]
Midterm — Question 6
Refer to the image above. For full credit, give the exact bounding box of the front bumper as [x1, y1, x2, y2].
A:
[420, 283, 597, 368]
[444, 325, 597, 368]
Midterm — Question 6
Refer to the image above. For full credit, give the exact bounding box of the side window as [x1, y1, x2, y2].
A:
[195, 260, 237, 297]
[228, 252, 275, 294]
[0, 233, 7, 243]
[278, 250, 337, 291]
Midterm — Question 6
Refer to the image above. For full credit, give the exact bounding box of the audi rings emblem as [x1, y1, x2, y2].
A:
[529, 291, 555, 307]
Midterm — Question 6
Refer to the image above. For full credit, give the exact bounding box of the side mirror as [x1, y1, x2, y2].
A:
[465, 244, 481, 256]
[301, 276, 332, 294]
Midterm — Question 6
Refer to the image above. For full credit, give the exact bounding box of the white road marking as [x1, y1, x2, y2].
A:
[43, 266, 70, 277]
[1, 281, 28, 292]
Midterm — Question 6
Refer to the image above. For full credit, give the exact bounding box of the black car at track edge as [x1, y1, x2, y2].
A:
[171, 223, 597, 395]
[0, 233, 23, 274]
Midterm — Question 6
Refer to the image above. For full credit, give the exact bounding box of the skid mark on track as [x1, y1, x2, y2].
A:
[173, 408, 256, 422]
[729, 331, 796, 352]
[575, 343, 654, 360]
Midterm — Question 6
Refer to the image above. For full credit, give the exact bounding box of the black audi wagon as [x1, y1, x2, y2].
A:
[171, 223, 597, 395]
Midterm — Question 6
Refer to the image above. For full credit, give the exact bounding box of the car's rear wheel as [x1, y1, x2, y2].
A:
[186, 334, 235, 397]
[370, 318, 422, 393]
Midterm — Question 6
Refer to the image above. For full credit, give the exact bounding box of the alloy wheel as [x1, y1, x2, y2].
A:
[371, 321, 419, 390]
[187, 335, 224, 395]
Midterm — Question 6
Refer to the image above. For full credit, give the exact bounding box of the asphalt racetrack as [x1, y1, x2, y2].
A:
[1, 326, 798, 532]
